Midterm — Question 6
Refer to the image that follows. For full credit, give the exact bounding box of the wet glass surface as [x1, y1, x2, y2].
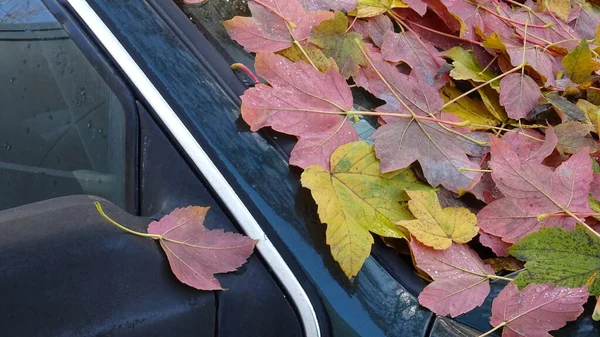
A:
[0, 0, 126, 210]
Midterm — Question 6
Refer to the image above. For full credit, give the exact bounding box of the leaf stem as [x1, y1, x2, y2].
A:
[388, 11, 443, 68]
[478, 322, 506, 337]
[442, 63, 525, 109]
[94, 202, 162, 239]
[479, 55, 498, 75]
[561, 208, 600, 240]
[403, 19, 483, 46]
[346, 14, 359, 34]
[460, 168, 493, 173]
[231, 63, 260, 84]
[476, 4, 547, 28]
[488, 274, 514, 282]
[293, 40, 319, 71]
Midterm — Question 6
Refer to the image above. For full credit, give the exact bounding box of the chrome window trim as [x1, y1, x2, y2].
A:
[66, 1, 320, 336]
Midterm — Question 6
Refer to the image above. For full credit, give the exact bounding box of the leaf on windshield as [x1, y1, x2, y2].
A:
[478, 133, 593, 243]
[489, 283, 588, 337]
[301, 141, 430, 278]
[300, 0, 358, 12]
[223, 0, 333, 52]
[410, 239, 495, 317]
[381, 30, 445, 81]
[397, 190, 478, 249]
[510, 224, 600, 295]
[240, 52, 358, 169]
[309, 12, 367, 78]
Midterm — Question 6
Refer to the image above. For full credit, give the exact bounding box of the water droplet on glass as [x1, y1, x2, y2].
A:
[9, 77, 15, 83]
[25, 127, 30, 134]
[4, 143, 11, 150]
[48, 114, 53, 120]
[80, 88, 86, 96]
[87, 121, 92, 129]
[98, 128, 103, 134]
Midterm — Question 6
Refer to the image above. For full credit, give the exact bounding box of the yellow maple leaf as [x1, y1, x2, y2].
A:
[562, 39, 600, 84]
[440, 85, 501, 129]
[540, 0, 571, 22]
[398, 190, 479, 250]
[350, 0, 408, 18]
[301, 141, 430, 278]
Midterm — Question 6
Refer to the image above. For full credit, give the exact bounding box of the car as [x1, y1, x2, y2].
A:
[0, 1, 597, 337]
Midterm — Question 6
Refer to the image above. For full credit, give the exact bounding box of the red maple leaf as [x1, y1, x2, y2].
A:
[478, 133, 593, 243]
[241, 52, 358, 170]
[223, 0, 332, 52]
[147, 207, 257, 290]
[490, 283, 588, 337]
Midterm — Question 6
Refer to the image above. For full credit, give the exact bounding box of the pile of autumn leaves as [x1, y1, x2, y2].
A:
[223, 0, 600, 335]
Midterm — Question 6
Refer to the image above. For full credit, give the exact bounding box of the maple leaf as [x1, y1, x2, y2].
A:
[353, 45, 485, 191]
[409, 239, 496, 317]
[511, 11, 581, 51]
[577, 99, 600, 134]
[301, 141, 431, 278]
[278, 43, 338, 72]
[571, 2, 600, 40]
[240, 52, 358, 170]
[446, 47, 500, 90]
[440, 85, 501, 128]
[507, 47, 561, 87]
[541, 0, 571, 22]
[95, 203, 256, 291]
[309, 12, 367, 78]
[477, 134, 594, 243]
[146, 206, 257, 291]
[479, 231, 510, 257]
[554, 121, 600, 154]
[300, 0, 357, 12]
[223, 0, 333, 52]
[544, 91, 588, 121]
[403, 0, 427, 15]
[489, 283, 588, 337]
[352, 14, 393, 47]
[397, 190, 478, 249]
[502, 128, 556, 163]
[499, 73, 543, 120]
[478, 85, 508, 122]
[562, 39, 600, 84]
[509, 224, 600, 295]
[483, 256, 523, 273]
[372, 114, 487, 192]
[381, 30, 445, 81]
[352, 0, 408, 18]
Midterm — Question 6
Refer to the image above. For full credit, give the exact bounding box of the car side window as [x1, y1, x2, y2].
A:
[0, 0, 127, 211]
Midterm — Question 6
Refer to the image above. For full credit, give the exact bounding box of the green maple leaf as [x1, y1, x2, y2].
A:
[309, 12, 367, 78]
[509, 225, 600, 295]
[445, 47, 499, 90]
